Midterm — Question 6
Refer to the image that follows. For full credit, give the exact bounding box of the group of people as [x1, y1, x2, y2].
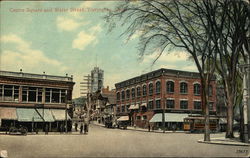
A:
[74, 122, 88, 134]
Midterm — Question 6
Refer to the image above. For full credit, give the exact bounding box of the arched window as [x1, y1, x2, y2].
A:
[126, 89, 130, 99]
[149, 83, 153, 95]
[166, 81, 174, 93]
[193, 84, 201, 95]
[142, 85, 147, 96]
[136, 87, 141, 97]
[156, 81, 161, 94]
[121, 91, 125, 100]
[180, 82, 188, 94]
[116, 92, 120, 100]
[131, 88, 135, 98]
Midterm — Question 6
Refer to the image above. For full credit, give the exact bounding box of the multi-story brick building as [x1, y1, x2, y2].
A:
[115, 68, 216, 130]
[0, 70, 75, 132]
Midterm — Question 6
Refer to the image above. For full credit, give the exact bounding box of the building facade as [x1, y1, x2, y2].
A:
[115, 68, 216, 130]
[0, 70, 75, 132]
[91, 67, 104, 93]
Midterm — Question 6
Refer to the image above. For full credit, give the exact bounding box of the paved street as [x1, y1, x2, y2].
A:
[0, 124, 249, 158]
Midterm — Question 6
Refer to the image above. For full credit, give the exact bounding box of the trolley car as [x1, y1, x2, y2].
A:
[183, 116, 219, 133]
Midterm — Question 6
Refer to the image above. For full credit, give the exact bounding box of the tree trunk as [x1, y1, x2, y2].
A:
[225, 93, 234, 138]
[201, 79, 210, 141]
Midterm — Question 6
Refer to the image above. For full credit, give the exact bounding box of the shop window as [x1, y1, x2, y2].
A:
[194, 84, 201, 95]
[166, 100, 175, 109]
[142, 85, 147, 96]
[180, 100, 188, 109]
[126, 89, 130, 99]
[194, 101, 201, 110]
[156, 81, 161, 94]
[137, 87, 141, 97]
[180, 82, 188, 94]
[149, 83, 153, 95]
[156, 99, 161, 109]
[166, 81, 174, 93]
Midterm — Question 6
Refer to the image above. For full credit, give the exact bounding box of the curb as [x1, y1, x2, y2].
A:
[197, 139, 250, 146]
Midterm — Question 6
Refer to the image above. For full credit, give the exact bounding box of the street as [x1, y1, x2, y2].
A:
[0, 124, 249, 158]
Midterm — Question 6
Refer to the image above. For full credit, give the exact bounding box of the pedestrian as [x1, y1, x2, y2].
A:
[148, 123, 151, 132]
[60, 124, 63, 133]
[45, 124, 49, 135]
[75, 122, 78, 132]
[80, 123, 83, 134]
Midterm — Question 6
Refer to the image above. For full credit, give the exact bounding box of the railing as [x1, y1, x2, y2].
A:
[0, 71, 73, 82]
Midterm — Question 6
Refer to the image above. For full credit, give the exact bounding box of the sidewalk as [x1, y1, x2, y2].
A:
[198, 137, 250, 146]
[92, 121, 250, 146]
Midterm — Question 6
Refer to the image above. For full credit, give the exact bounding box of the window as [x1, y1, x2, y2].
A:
[194, 101, 201, 110]
[14, 86, 19, 101]
[209, 102, 213, 111]
[22, 87, 28, 102]
[148, 101, 153, 109]
[166, 99, 175, 109]
[126, 89, 130, 99]
[121, 91, 125, 100]
[142, 85, 147, 96]
[194, 84, 201, 95]
[180, 100, 188, 109]
[166, 81, 174, 93]
[131, 88, 135, 98]
[208, 85, 213, 96]
[126, 105, 130, 112]
[60, 89, 66, 103]
[28, 87, 37, 102]
[156, 99, 161, 109]
[4, 85, 13, 101]
[156, 81, 161, 94]
[122, 105, 125, 112]
[117, 107, 120, 113]
[0, 85, 2, 101]
[149, 83, 153, 95]
[136, 87, 141, 97]
[116, 92, 120, 100]
[180, 82, 188, 94]
[51, 89, 60, 103]
[45, 88, 51, 103]
[136, 116, 141, 120]
[37, 88, 43, 102]
[142, 115, 147, 120]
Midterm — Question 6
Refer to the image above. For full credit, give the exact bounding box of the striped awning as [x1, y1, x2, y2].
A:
[117, 116, 129, 121]
[0, 107, 17, 120]
[51, 109, 71, 121]
[16, 108, 54, 122]
[149, 113, 189, 123]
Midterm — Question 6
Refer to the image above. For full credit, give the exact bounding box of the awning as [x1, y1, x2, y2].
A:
[51, 109, 71, 121]
[129, 104, 139, 110]
[117, 116, 129, 121]
[149, 113, 189, 123]
[0, 107, 17, 120]
[16, 108, 55, 122]
[219, 118, 227, 124]
[141, 103, 147, 107]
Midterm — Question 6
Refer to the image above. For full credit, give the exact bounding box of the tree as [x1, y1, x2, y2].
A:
[106, 0, 218, 141]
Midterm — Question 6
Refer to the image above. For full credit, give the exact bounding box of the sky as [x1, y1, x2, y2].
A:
[0, 1, 197, 99]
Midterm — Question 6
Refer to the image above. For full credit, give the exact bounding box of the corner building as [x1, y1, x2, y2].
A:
[0, 70, 75, 132]
[115, 68, 216, 130]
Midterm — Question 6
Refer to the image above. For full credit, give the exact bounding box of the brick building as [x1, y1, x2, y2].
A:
[115, 68, 216, 130]
[0, 70, 75, 132]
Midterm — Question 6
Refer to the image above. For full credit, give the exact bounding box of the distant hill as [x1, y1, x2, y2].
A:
[73, 97, 86, 106]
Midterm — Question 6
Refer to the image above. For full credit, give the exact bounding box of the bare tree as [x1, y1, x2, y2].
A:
[106, 0, 218, 141]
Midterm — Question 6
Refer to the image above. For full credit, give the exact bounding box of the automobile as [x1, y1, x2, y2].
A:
[9, 126, 28, 136]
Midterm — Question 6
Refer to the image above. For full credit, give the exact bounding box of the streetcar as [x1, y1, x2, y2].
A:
[183, 116, 219, 133]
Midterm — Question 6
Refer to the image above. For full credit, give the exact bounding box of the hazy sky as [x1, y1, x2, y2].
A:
[0, 1, 197, 98]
